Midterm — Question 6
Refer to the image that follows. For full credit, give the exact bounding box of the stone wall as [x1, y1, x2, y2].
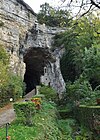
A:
[0, 0, 65, 93]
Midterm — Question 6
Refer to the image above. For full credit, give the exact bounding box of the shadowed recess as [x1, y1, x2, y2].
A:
[23, 47, 55, 94]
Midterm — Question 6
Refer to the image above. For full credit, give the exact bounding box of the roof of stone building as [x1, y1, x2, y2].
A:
[16, 0, 37, 16]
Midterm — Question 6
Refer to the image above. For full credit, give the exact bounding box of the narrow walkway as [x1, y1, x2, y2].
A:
[0, 90, 35, 127]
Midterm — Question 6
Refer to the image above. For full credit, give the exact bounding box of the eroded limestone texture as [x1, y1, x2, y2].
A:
[0, 0, 65, 94]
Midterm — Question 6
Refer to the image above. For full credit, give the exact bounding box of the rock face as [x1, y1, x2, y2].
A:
[0, 0, 65, 94]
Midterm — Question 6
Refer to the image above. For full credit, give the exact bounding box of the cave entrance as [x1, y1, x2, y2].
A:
[23, 47, 53, 94]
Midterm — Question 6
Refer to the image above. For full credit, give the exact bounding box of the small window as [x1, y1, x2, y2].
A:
[44, 67, 47, 73]
[21, 6, 23, 10]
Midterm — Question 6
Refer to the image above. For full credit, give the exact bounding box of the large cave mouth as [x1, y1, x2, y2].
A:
[23, 47, 54, 94]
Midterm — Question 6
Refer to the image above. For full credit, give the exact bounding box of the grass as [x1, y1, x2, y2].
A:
[1, 98, 97, 140]
[0, 101, 61, 140]
[0, 124, 37, 140]
[0, 100, 77, 140]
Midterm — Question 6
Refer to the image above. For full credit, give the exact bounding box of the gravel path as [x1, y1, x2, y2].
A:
[0, 90, 35, 127]
[0, 106, 15, 127]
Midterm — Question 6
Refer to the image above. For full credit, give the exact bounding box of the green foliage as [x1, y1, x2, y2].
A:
[0, 124, 37, 140]
[74, 125, 93, 140]
[74, 105, 100, 137]
[0, 45, 9, 65]
[33, 94, 45, 99]
[0, 101, 62, 140]
[65, 76, 100, 106]
[58, 119, 75, 139]
[58, 28, 83, 82]
[0, 45, 9, 88]
[0, 61, 9, 86]
[82, 47, 100, 89]
[37, 3, 71, 27]
[32, 101, 61, 140]
[0, 74, 25, 107]
[7, 74, 26, 100]
[66, 78, 92, 102]
[0, 45, 25, 107]
[14, 102, 36, 126]
[0, 20, 4, 27]
[60, 51, 80, 82]
[39, 85, 57, 101]
[53, 16, 100, 84]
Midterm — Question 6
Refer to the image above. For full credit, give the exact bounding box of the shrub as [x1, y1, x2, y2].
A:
[0, 74, 26, 107]
[0, 49, 10, 106]
[65, 76, 100, 106]
[0, 101, 62, 139]
[7, 74, 26, 101]
[74, 105, 100, 134]
[0, 44, 25, 107]
[66, 78, 92, 103]
[0, 44, 9, 65]
[33, 94, 45, 99]
[0, 61, 9, 86]
[14, 102, 36, 126]
[39, 85, 57, 101]
[58, 119, 75, 139]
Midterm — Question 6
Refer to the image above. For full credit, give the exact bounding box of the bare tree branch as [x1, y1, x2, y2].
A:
[90, 0, 100, 9]
[80, 4, 93, 17]
[59, 0, 100, 19]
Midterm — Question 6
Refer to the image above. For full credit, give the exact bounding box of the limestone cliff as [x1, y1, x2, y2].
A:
[0, 0, 65, 94]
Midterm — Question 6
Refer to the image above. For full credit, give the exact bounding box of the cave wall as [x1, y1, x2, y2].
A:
[0, 0, 37, 77]
[0, 0, 65, 93]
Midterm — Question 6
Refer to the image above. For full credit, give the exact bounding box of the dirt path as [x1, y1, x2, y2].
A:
[0, 90, 35, 127]
[0, 105, 15, 127]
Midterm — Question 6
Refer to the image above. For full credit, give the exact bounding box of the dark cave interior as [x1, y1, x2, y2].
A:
[23, 47, 54, 94]
[24, 64, 41, 93]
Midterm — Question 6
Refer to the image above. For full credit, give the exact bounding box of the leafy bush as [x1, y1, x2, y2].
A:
[14, 102, 36, 126]
[0, 46, 10, 106]
[58, 119, 75, 139]
[0, 61, 9, 86]
[74, 105, 100, 137]
[65, 76, 100, 106]
[32, 94, 45, 99]
[7, 74, 26, 101]
[0, 45, 9, 88]
[8, 101, 62, 139]
[37, 3, 71, 27]
[39, 85, 57, 101]
[0, 74, 26, 107]
[0, 44, 9, 65]
[0, 45, 25, 107]
[74, 125, 93, 140]
[32, 101, 61, 140]
[82, 47, 100, 89]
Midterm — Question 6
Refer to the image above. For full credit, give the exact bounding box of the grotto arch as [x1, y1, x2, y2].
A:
[23, 47, 54, 94]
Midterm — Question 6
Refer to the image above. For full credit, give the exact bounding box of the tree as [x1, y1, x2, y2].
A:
[39, 2, 53, 15]
[60, 0, 100, 18]
[53, 15, 100, 84]
[37, 2, 54, 26]
[82, 47, 100, 89]
[37, 3, 71, 27]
